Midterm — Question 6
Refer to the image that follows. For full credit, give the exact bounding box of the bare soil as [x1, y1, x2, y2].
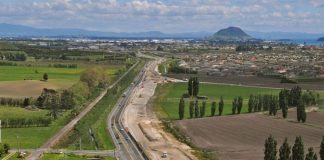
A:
[0, 80, 72, 98]
[167, 74, 324, 91]
[176, 112, 324, 160]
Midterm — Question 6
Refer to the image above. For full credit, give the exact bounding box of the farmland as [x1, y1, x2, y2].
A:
[0, 106, 48, 119]
[152, 82, 324, 159]
[176, 111, 324, 160]
[154, 82, 282, 120]
[1, 111, 71, 149]
[0, 64, 119, 98]
[0, 40, 136, 153]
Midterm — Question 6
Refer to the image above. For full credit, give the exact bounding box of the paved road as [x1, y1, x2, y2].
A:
[107, 62, 148, 160]
[27, 62, 139, 160]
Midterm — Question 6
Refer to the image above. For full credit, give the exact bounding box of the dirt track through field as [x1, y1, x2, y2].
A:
[176, 112, 324, 160]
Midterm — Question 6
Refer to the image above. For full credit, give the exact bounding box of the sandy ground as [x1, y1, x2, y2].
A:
[176, 110, 324, 160]
[123, 60, 197, 160]
[0, 80, 72, 98]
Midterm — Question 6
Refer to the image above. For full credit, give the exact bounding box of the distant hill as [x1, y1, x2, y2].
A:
[247, 30, 324, 40]
[318, 37, 324, 41]
[0, 23, 211, 38]
[209, 27, 252, 41]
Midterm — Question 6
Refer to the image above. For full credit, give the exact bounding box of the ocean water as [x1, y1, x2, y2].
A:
[278, 39, 324, 46]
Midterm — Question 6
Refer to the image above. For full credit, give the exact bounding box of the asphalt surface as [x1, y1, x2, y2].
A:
[107, 63, 148, 160]
[27, 61, 140, 160]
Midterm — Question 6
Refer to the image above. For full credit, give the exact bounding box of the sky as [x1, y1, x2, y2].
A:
[0, 0, 323, 33]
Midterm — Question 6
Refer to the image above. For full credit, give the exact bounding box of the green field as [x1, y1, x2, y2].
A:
[41, 153, 115, 160]
[1, 111, 70, 149]
[0, 107, 48, 119]
[155, 83, 280, 120]
[154, 83, 324, 120]
[0, 64, 120, 82]
[0, 65, 82, 82]
[0, 42, 17, 50]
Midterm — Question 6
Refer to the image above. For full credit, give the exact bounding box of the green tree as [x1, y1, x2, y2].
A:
[3, 143, 10, 154]
[279, 138, 291, 160]
[47, 92, 60, 119]
[253, 95, 258, 112]
[320, 136, 324, 160]
[280, 89, 288, 118]
[193, 77, 199, 97]
[43, 73, 48, 81]
[305, 147, 317, 160]
[157, 45, 163, 51]
[187, 77, 199, 97]
[194, 100, 199, 118]
[60, 90, 75, 109]
[258, 94, 263, 112]
[232, 98, 237, 115]
[200, 101, 206, 117]
[178, 98, 185, 120]
[211, 101, 216, 116]
[189, 101, 194, 119]
[80, 66, 108, 89]
[237, 96, 243, 114]
[23, 98, 30, 107]
[0, 147, 3, 157]
[219, 96, 224, 116]
[248, 95, 254, 113]
[188, 77, 194, 97]
[292, 136, 304, 160]
[264, 135, 277, 160]
[291, 86, 302, 106]
[70, 81, 90, 104]
[297, 100, 306, 123]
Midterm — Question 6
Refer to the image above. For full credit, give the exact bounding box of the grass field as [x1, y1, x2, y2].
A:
[154, 83, 324, 120]
[0, 65, 82, 81]
[41, 153, 115, 160]
[0, 62, 124, 148]
[0, 65, 120, 98]
[1, 111, 70, 149]
[0, 106, 48, 119]
[0, 64, 120, 81]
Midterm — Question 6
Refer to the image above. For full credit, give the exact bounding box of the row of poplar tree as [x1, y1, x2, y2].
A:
[178, 97, 225, 119]
[179, 85, 319, 121]
[264, 135, 324, 160]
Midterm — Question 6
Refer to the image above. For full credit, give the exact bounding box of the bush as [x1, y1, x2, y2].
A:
[280, 77, 297, 84]
[0, 97, 24, 107]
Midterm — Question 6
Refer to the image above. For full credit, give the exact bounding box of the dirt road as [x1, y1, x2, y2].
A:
[122, 60, 197, 160]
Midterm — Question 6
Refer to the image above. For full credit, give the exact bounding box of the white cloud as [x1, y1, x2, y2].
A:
[308, 0, 324, 7]
[0, 0, 322, 33]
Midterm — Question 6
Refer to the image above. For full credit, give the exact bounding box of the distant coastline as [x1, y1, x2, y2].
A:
[277, 39, 324, 46]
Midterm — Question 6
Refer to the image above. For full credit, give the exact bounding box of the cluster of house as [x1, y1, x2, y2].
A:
[178, 49, 324, 78]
